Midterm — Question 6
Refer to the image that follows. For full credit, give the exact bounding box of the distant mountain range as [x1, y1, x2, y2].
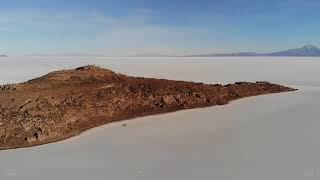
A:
[187, 45, 320, 57]
[3, 45, 320, 58]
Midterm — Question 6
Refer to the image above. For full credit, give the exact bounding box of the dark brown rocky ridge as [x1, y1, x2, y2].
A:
[0, 65, 296, 150]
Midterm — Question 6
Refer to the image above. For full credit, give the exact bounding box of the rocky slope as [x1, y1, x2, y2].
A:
[0, 65, 296, 150]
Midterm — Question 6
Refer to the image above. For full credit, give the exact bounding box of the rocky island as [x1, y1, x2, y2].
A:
[0, 65, 296, 150]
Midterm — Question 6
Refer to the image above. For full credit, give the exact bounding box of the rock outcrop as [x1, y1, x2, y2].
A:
[0, 65, 296, 150]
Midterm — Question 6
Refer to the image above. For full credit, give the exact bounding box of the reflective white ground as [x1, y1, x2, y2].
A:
[0, 57, 319, 180]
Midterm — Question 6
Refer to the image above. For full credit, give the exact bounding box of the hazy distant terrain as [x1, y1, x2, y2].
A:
[187, 45, 320, 57]
[130, 45, 320, 57]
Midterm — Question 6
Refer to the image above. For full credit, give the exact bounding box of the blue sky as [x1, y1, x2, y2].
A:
[0, 0, 320, 56]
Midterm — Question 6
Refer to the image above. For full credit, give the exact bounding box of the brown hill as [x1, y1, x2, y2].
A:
[0, 65, 296, 150]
